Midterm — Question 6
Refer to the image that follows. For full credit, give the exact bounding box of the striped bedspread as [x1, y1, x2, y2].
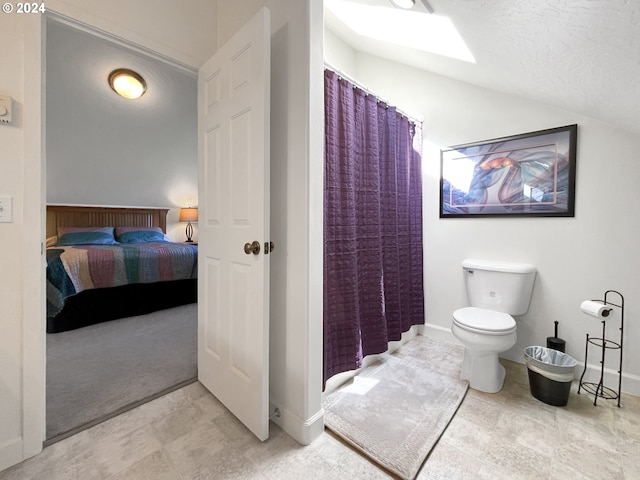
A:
[46, 242, 198, 318]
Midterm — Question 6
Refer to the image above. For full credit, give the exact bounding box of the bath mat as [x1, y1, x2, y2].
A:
[322, 335, 468, 480]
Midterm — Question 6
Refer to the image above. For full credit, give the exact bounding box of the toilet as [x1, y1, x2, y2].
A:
[452, 258, 536, 393]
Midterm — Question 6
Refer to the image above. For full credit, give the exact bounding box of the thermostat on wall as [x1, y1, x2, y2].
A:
[0, 94, 12, 124]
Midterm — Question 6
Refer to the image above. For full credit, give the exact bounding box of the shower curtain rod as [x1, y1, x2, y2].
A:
[324, 63, 423, 126]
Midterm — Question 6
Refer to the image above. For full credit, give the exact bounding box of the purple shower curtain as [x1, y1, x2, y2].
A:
[323, 69, 424, 386]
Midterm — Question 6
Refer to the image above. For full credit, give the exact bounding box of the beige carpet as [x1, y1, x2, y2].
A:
[46, 304, 197, 443]
[322, 335, 468, 480]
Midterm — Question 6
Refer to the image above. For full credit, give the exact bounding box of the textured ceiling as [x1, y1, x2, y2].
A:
[48, 0, 640, 134]
[325, 0, 640, 134]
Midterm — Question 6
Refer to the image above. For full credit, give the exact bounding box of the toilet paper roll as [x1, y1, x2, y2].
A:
[580, 300, 613, 319]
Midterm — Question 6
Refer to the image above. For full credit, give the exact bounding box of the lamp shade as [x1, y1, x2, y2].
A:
[179, 207, 198, 223]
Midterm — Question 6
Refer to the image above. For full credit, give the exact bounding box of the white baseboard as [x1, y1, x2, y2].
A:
[423, 323, 640, 397]
[570, 361, 639, 398]
[419, 322, 459, 345]
[269, 402, 324, 446]
[498, 340, 640, 398]
[0, 436, 23, 474]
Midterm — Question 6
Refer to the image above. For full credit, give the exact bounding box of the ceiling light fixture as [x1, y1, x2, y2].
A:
[108, 68, 147, 99]
[390, 0, 415, 8]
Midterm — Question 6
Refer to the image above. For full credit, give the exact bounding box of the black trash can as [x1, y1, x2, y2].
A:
[524, 346, 576, 406]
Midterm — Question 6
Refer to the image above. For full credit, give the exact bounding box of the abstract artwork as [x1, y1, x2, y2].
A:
[440, 124, 577, 218]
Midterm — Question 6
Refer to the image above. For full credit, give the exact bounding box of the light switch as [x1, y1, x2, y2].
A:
[0, 196, 13, 223]
[0, 95, 12, 124]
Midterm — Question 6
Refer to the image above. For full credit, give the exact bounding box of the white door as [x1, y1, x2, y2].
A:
[197, 7, 271, 441]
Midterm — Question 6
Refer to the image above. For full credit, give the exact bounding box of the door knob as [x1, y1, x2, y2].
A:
[244, 241, 261, 255]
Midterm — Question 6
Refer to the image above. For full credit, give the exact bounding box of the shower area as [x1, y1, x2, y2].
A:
[323, 67, 425, 388]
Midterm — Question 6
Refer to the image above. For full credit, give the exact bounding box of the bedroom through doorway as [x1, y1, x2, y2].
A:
[44, 15, 199, 444]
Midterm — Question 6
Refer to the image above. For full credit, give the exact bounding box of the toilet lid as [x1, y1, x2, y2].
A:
[453, 307, 516, 334]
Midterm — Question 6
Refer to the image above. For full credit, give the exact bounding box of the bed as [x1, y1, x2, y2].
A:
[46, 205, 197, 333]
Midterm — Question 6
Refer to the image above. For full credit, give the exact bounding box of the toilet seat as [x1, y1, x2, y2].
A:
[453, 307, 516, 335]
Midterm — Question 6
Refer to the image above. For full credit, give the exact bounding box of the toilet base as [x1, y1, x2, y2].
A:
[460, 350, 506, 393]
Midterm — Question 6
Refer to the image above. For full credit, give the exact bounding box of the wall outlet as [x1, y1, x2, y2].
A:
[0, 196, 13, 222]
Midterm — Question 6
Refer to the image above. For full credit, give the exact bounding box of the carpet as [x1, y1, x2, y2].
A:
[46, 303, 197, 443]
[322, 335, 468, 480]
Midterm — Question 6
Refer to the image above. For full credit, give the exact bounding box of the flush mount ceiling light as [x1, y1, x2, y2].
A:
[390, 0, 415, 8]
[108, 68, 147, 99]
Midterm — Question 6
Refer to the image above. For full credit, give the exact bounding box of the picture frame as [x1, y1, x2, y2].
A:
[440, 124, 577, 218]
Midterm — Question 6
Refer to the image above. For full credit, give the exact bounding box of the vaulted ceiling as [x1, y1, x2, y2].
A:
[325, 0, 640, 134]
[48, 0, 640, 134]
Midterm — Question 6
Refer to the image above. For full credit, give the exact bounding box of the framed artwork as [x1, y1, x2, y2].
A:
[440, 124, 577, 218]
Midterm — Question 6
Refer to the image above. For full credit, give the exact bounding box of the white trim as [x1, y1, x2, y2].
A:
[419, 322, 459, 345]
[504, 356, 640, 398]
[269, 403, 324, 446]
[22, 12, 46, 464]
[574, 361, 640, 398]
[46, 10, 197, 78]
[505, 346, 640, 397]
[0, 437, 23, 472]
[306, 0, 325, 446]
[424, 321, 640, 396]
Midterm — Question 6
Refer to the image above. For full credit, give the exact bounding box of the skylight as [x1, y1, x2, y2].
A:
[325, 0, 476, 63]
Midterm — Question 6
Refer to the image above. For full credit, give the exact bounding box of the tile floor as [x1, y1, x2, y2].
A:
[1, 359, 639, 480]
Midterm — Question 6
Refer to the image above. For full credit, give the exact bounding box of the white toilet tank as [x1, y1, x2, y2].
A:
[462, 259, 536, 315]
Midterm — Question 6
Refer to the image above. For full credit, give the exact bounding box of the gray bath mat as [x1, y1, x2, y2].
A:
[322, 335, 468, 479]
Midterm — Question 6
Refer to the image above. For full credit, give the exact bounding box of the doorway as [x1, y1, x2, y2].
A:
[43, 15, 199, 443]
[14, 2, 324, 469]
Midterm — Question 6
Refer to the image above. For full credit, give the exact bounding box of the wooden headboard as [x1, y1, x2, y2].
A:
[46, 205, 169, 238]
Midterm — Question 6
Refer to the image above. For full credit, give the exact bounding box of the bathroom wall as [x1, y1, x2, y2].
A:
[325, 29, 640, 395]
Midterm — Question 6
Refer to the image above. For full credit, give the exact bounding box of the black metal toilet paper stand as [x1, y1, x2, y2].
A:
[577, 290, 624, 407]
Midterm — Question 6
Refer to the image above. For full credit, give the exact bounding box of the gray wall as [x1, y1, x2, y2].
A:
[46, 20, 198, 224]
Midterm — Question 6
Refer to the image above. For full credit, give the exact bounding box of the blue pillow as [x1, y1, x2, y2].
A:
[57, 227, 117, 246]
[115, 226, 166, 243]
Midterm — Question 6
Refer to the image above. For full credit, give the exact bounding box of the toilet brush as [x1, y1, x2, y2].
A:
[547, 320, 566, 352]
